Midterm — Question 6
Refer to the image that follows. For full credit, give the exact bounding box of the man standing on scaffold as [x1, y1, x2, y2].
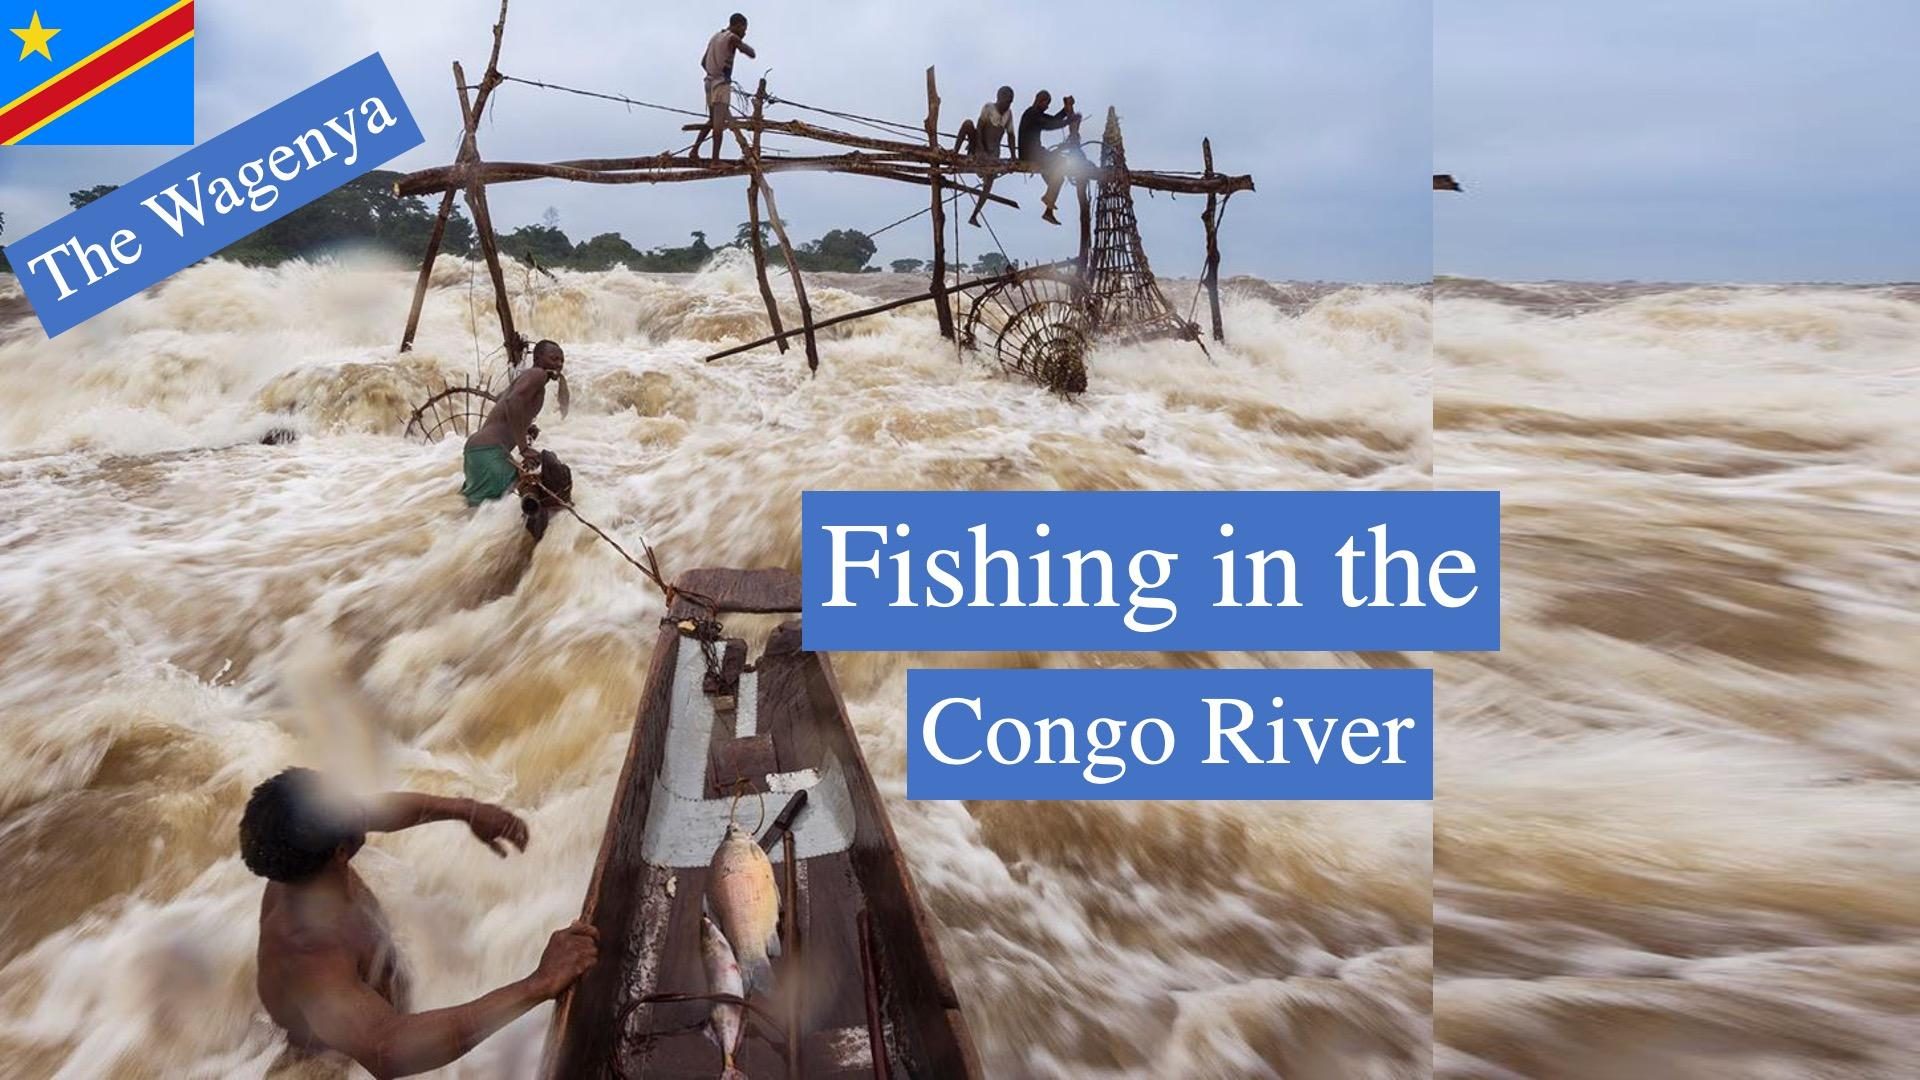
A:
[691, 13, 757, 162]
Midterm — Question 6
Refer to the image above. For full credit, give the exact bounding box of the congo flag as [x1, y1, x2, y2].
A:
[1, 0, 194, 145]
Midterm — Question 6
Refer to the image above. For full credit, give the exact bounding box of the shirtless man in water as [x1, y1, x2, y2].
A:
[241, 768, 598, 1078]
[462, 339, 566, 506]
[462, 338, 573, 537]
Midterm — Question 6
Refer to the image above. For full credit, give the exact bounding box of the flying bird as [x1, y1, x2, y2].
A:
[1433, 174, 1463, 192]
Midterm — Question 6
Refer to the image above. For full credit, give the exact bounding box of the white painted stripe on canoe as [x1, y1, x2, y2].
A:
[640, 638, 856, 868]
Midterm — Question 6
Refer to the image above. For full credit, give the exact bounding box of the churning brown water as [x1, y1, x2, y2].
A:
[1434, 279, 1920, 1079]
[0, 256, 1431, 1078]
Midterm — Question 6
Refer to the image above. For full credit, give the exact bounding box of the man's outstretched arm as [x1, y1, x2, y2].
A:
[295, 922, 598, 1079]
[363, 793, 530, 856]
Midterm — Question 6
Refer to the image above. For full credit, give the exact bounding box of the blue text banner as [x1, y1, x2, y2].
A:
[907, 667, 1434, 800]
[6, 53, 422, 338]
[802, 490, 1500, 652]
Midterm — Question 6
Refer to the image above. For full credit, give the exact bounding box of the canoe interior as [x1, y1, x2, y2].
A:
[544, 570, 979, 1078]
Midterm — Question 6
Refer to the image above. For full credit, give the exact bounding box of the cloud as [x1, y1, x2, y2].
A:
[1436, 0, 1920, 281]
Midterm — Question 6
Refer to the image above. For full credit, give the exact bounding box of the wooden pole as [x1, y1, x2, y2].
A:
[398, 63, 478, 354]
[1072, 112, 1091, 277]
[467, 180, 520, 366]
[1201, 137, 1224, 343]
[925, 67, 953, 340]
[704, 266, 1026, 361]
[728, 122, 817, 371]
[746, 80, 788, 353]
[1075, 180, 1092, 275]
[461, 0, 522, 367]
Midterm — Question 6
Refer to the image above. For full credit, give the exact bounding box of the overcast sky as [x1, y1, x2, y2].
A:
[0, 0, 1431, 283]
[1437, 1, 1920, 282]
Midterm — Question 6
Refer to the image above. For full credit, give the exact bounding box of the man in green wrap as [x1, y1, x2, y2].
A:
[462, 339, 567, 506]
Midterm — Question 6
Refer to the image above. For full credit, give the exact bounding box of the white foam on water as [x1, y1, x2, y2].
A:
[1434, 279, 1920, 1079]
[0, 258, 1431, 1078]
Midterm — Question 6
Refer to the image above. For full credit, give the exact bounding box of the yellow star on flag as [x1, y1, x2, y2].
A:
[11, 11, 59, 62]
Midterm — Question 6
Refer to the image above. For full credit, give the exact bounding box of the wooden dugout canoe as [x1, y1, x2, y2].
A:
[542, 568, 980, 1079]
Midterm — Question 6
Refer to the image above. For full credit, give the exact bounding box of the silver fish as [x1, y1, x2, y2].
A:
[707, 822, 780, 996]
[700, 911, 747, 1078]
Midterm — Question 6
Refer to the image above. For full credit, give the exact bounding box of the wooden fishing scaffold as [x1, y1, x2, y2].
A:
[394, 0, 1255, 397]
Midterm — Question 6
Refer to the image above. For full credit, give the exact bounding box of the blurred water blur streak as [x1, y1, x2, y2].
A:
[0, 256, 1433, 1078]
[1435, 278, 1920, 1079]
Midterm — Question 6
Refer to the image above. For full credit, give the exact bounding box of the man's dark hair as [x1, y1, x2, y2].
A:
[532, 339, 563, 362]
[239, 768, 362, 883]
[997, 85, 1014, 99]
[729, 12, 747, 28]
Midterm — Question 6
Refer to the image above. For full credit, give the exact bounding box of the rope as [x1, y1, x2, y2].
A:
[498, 73, 708, 120]
[864, 203, 932, 239]
[981, 211, 1013, 272]
[497, 73, 963, 147]
[729, 780, 768, 834]
[764, 93, 949, 142]
[525, 477, 721, 616]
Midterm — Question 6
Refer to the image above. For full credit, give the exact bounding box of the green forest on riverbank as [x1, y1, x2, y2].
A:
[0, 171, 1016, 277]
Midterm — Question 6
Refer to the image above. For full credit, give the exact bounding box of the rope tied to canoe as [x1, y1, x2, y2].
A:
[523, 477, 721, 618]
[520, 468, 731, 692]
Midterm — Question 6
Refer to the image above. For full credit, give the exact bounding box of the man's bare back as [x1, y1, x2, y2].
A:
[258, 866, 410, 1053]
[240, 770, 597, 1078]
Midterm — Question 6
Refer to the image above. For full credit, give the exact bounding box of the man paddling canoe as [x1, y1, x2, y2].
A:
[241, 768, 598, 1076]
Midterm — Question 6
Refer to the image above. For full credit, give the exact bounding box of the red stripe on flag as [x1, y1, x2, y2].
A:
[0, 1, 196, 144]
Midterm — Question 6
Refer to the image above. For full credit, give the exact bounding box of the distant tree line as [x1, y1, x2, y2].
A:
[1, 176, 1013, 276]
[889, 252, 1019, 276]
[498, 217, 887, 274]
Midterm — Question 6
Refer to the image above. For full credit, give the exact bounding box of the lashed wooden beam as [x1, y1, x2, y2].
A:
[393, 157, 1022, 208]
[674, 114, 1256, 195]
[396, 155, 1249, 197]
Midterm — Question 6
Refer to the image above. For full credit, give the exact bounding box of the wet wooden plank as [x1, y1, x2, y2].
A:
[671, 567, 802, 617]
[710, 734, 778, 795]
